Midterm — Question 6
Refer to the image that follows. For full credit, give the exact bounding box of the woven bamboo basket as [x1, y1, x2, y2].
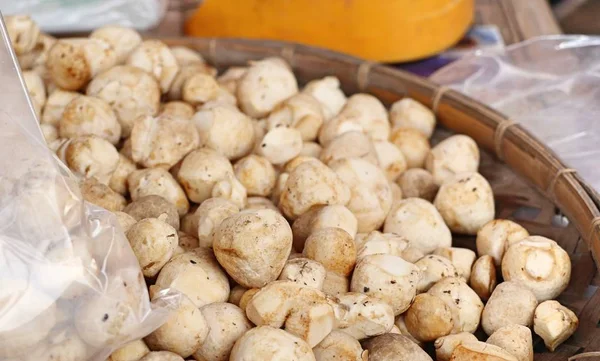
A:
[163, 37, 600, 360]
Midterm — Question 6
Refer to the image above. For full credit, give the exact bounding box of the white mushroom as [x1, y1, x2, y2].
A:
[322, 271, 350, 296]
[397, 168, 439, 202]
[426, 135, 480, 185]
[211, 173, 248, 209]
[329, 157, 392, 233]
[486, 324, 533, 361]
[170, 46, 208, 67]
[59, 95, 121, 144]
[176, 148, 234, 203]
[229, 326, 315, 361]
[80, 177, 126, 212]
[373, 140, 407, 181]
[292, 204, 358, 252]
[450, 341, 518, 361]
[319, 131, 379, 166]
[41, 89, 80, 126]
[433, 247, 477, 281]
[110, 340, 150, 361]
[126, 217, 178, 277]
[501, 236, 571, 301]
[258, 126, 304, 165]
[434, 172, 495, 235]
[109, 154, 137, 196]
[123, 194, 180, 230]
[194, 197, 240, 248]
[302, 76, 347, 120]
[90, 25, 142, 63]
[389, 98, 436, 138]
[476, 219, 530, 266]
[233, 154, 277, 197]
[350, 254, 420, 315]
[23, 70, 46, 118]
[182, 72, 220, 105]
[266, 93, 325, 141]
[128, 167, 189, 215]
[126, 40, 180, 93]
[363, 334, 433, 361]
[57, 135, 119, 184]
[389, 128, 431, 169]
[237, 57, 298, 118]
[300, 141, 323, 158]
[405, 293, 454, 342]
[213, 209, 293, 288]
[469, 255, 497, 301]
[533, 300, 578, 352]
[428, 277, 484, 334]
[87, 65, 161, 137]
[6, 15, 40, 55]
[244, 196, 279, 212]
[160, 101, 195, 119]
[384, 197, 452, 254]
[481, 281, 538, 336]
[337, 292, 395, 340]
[313, 330, 364, 361]
[47, 38, 117, 90]
[303, 227, 356, 277]
[193, 302, 253, 361]
[434, 333, 478, 361]
[217, 66, 247, 95]
[356, 231, 424, 263]
[278, 257, 326, 290]
[415, 255, 459, 293]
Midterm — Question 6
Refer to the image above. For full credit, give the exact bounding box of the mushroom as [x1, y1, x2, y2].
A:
[145, 296, 209, 358]
[233, 154, 277, 196]
[319, 131, 379, 166]
[292, 205, 358, 252]
[211, 173, 248, 209]
[271, 171, 289, 206]
[415, 255, 459, 292]
[389, 128, 430, 169]
[303, 227, 356, 277]
[176, 148, 234, 203]
[57, 135, 120, 184]
[126, 40, 180, 93]
[363, 334, 433, 361]
[405, 293, 454, 342]
[356, 231, 424, 263]
[397, 168, 438, 201]
[90, 25, 142, 63]
[450, 341, 518, 361]
[244, 196, 279, 212]
[238, 288, 260, 312]
[152, 249, 230, 307]
[181, 72, 220, 105]
[228, 285, 248, 306]
[114, 211, 137, 233]
[5, 15, 40, 55]
[278, 257, 326, 290]
[350, 254, 420, 315]
[126, 217, 178, 277]
[246, 281, 336, 346]
[229, 326, 315, 361]
[476, 219, 530, 266]
[318, 94, 389, 145]
[433, 247, 477, 281]
[337, 292, 395, 340]
[329, 157, 392, 233]
[178, 231, 199, 251]
[110, 340, 150, 361]
[170, 46, 209, 67]
[434, 333, 478, 361]
[23, 70, 46, 118]
[217, 66, 247, 95]
[486, 324, 533, 361]
[194, 197, 240, 248]
[302, 76, 347, 120]
[42, 89, 80, 126]
[322, 271, 350, 296]
[47, 38, 117, 90]
[266, 93, 325, 141]
[160, 101, 195, 119]
[17, 31, 53, 71]
[313, 330, 364, 361]
[87, 65, 161, 137]
[394, 314, 423, 347]
[501, 236, 571, 301]
[481, 281, 538, 336]
[80, 177, 126, 212]
[284, 156, 321, 172]
[109, 154, 137, 196]
[213, 209, 293, 288]
[129, 113, 199, 168]
[258, 126, 304, 165]
[426, 135, 480, 185]
[434, 172, 495, 235]
[373, 140, 407, 181]
[193, 302, 253, 361]
[389, 98, 436, 138]
[139, 352, 184, 361]
[123, 195, 180, 230]
[300, 141, 323, 158]
[428, 277, 484, 334]
[279, 159, 350, 220]
[469, 255, 497, 301]
[59, 95, 121, 144]
[237, 57, 298, 118]
[128, 167, 189, 215]
[384, 198, 452, 254]
[533, 300, 578, 352]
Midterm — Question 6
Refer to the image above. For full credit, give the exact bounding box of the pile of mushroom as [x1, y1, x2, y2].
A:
[9, 15, 579, 361]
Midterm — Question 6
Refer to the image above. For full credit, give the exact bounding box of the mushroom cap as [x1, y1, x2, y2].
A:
[389, 128, 430, 169]
[160, 101, 195, 119]
[278, 257, 327, 290]
[405, 293, 454, 342]
[109, 153, 137, 196]
[244, 196, 279, 212]
[384, 197, 452, 254]
[476, 219, 530, 266]
[213, 209, 293, 288]
[389, 98, 436, 138]
[428, 277, 484, 334]
[194, 197, 240, 248]
[481, 281, 538, 336]
[502, 236, 571, 301]
[234, 154, 277, 197]
[313, 330, 363, 361]
[302, 76, 347, 120]
[229, 326, 315, 361]
[42, 89, 80, 126]
[322, 271, 350, 296]
[258, 126, 304, 165]
[434, 172, 495, 235]
[128, 167, 189, 215]
[80, 177, 126, 212]
[126, 218, 178, 277]
[6, 15, 40, 55]
[533, 300, 578, 352]
[397, 168, 439, 202]
[170, 46, 207, 66]
[450, 341, 518, 361]
[291, 204, 358, 252]
[110, 340, 150, 361]
[415, 255, 459, 292]
[303, 227, 356, 276]
[434, 332, 478, 361]
[90, 25, 142, 63]
[61, 135, 119, 184]
[124, 195, 180, 230]
[363, 333, 433, 361]
[433, 247, 477, 281]
[469, 255, 497, 301]
[176, 148, 234, 203]
[217, 66, 247, 94]
[356, 231, 424, 263]
[300, 141, 323, 158]
[337, 292, 395, 340]
[426, 134, 480, 185]
[486, 324, 534, 361]
[126, 40, 180, 93]
[267, 93, 325, 142]
[373, 140, 408, 181]
[319, 131, 379, 166]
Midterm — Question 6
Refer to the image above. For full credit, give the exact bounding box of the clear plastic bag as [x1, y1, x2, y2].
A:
[0, 24, 175, 361]
[0, 0, 168, 33]
[431, 35, 600, 194]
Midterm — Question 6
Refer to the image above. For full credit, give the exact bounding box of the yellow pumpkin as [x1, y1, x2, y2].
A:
[185, 0, 475, 62]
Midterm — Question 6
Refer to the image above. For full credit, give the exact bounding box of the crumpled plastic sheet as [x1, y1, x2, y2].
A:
[0, 0, 167, 32]
[0, 31, 176, 361]
[431, 35, 600, 194]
